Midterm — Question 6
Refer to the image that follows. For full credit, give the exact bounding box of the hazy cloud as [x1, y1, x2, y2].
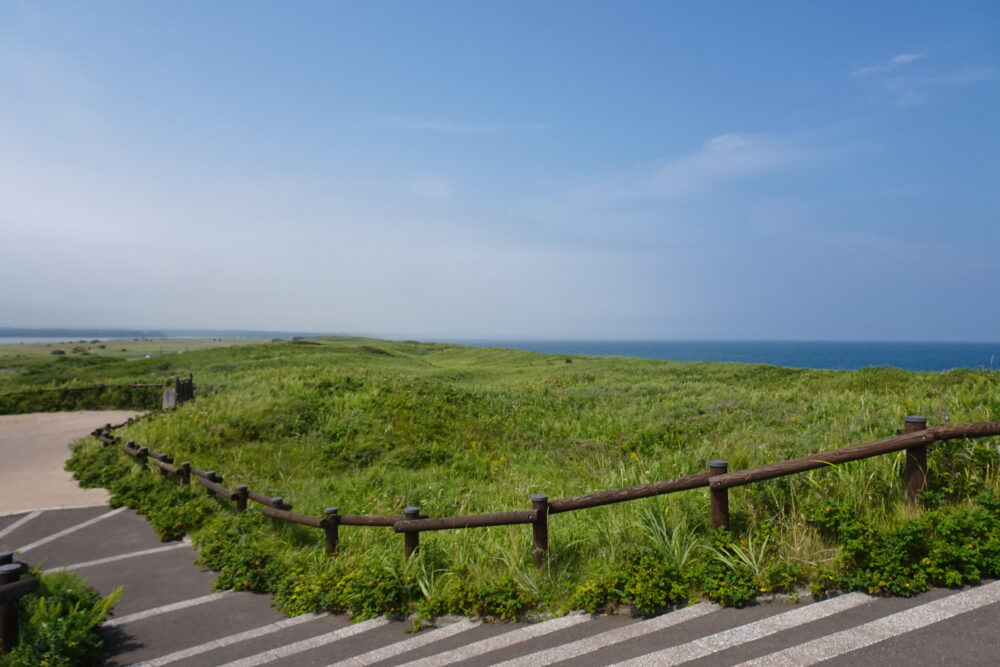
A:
[406, 174, 455, 200]
[851, 53, 994, 106]
[645, 132, 822, 198]
[510, 131, 833, 242]
[851, 53, 923, 78]
[370, 115, 546, 134]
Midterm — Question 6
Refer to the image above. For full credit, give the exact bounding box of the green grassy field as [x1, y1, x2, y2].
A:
[7, 337, 1000, 618]
[0, 337, 270, 384]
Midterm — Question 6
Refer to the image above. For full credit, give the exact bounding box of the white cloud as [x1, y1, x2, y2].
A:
[645, 132, 820, 198]
[851, 52, 923, 78]
[370, 115, 546, 134]
[851, 53, 994, 106]
[508, 131, 834, 243]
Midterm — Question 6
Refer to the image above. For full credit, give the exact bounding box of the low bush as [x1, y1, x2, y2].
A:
[1, 571, 120, 667]
[810, 494, 1000, 597]
[68, 440, 215, 541]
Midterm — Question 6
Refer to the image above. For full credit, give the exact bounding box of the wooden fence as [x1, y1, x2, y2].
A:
[0, 552, 38, 656]
[96, 415, 1000, 567]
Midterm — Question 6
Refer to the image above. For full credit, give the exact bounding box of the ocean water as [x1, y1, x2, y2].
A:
[453, 340, 1000, 372]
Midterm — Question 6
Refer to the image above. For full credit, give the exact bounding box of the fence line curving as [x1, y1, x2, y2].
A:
[96, 415, 1000, 566]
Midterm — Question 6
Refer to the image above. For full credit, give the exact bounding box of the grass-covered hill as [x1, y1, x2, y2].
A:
[7, 337, 1000, 617]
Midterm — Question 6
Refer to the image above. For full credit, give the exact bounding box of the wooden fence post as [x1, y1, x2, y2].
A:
[235, 485, 248, 513]
[531, 493, 549, 568]
[709, 459, 729, 528]
[179, 462, 191, 485]
[902, 415, 929, 505]
[0, 562, 25, 654]
[270, 498, 288, 532]
[205, 472, 217, 496]
[137, 446, 149, 468]
[324, 507, 340, 555]
[403, 506, 420, 559]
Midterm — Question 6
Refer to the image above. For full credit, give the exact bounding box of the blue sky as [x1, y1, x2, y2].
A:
[2, 1, 998, 340]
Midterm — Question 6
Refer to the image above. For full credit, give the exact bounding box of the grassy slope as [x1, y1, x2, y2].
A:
[9, 337, 1000, 616]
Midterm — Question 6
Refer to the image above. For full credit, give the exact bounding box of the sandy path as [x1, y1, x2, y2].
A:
[0, 410, 143, 514]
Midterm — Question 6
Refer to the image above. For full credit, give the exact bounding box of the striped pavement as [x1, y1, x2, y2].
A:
[1, 506, 999, 666]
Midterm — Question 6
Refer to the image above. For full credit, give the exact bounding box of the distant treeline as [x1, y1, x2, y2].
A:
[0, 328, 169, 339]
[0, 327, 351, 339]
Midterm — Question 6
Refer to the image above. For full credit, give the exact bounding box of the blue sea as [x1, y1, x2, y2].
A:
[451, 340, 1000, 372]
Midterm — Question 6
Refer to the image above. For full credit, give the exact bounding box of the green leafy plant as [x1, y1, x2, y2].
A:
[2, 571, 120, 667]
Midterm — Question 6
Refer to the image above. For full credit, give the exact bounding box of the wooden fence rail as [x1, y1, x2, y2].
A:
[547, 472, 713, 514]
[96, 415, 1000, 566]
[260, 506, 325, 528]
[393, 509, 539, 533]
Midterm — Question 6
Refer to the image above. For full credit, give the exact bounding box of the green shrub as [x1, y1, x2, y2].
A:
[68, 440, 215, 540]
[196, 515, 282, 593]
[809, 494, 1000, 596]
[570, 550, 694, 615]
[1, 571, 120, 667]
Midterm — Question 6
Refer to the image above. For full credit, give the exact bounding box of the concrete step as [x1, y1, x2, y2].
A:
[0, 505, 110, 550]
[107, 589, 293, 665]
[23, 507, 169, 569]
[167, 582, 1000, 667]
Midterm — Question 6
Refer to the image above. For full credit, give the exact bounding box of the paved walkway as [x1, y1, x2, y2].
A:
[3, 413, 1000, 665]
[0, 410, 141, 511]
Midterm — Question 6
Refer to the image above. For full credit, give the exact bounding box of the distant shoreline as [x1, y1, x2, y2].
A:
[446, 339, 1000, 372]
[0, 328, 334, 340]
[4, 334, 999, 372]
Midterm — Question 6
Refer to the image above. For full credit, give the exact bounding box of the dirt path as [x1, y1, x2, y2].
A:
[0, 410, 142, 513]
